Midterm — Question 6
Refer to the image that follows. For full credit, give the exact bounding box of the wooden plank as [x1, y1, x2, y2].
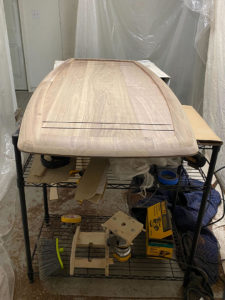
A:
[182, 105, 222, 145]
[105, 229, 109, 276]
[27, 154, 76, 184]
[43, 61, 172, 126]
[70, 225, 80, 276]
[74, 158, 108, 202]
[18, 59, 198, 157]
[77, 232, 105, 247]
[74, 258, 113, 269]
[49, 186, 58, 201]
[102, 211, 143, 245]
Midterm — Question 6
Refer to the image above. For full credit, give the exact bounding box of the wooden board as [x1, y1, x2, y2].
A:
[18, 59, 198, 157]
[102, 211, 143, 245]
[182, 105, 222, 145]
[74, 158, 108, 203]
[27, 154, 76, 184]
[70, 225, 80, 276]
[74, 258, 114, 269]
[77, 232, 106, 247]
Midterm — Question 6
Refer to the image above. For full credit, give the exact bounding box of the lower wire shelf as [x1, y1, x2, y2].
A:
[32, 214, 184, 281]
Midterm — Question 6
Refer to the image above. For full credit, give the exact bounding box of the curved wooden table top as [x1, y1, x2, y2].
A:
[18, 59, 198, 157]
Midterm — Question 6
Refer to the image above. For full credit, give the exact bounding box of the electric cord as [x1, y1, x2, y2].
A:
[204, 188, 225, 227]
[184, 155, 225, 228]
[203, 163, 225, 227]
[215, 166, 225, 174]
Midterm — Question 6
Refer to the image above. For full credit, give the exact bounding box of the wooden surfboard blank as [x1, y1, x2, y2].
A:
[18, 59, 198, 157]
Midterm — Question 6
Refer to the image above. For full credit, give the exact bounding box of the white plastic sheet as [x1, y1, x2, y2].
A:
[75, 0, 213, 113]
[0, 0, 16, 298]
[109, 157, 181, 180]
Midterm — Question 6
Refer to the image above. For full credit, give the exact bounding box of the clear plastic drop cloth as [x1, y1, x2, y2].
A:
[0, 0, 17, 298]
[203, 0, 225, 274]
[203, 0, 225, 188]
[75, 0, 213, 113]
[109, 157, 181, 180]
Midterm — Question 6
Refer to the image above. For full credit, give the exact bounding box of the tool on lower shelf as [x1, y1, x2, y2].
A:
[38, 237, 64, 279]
[146, 201, 174, 259]
[107, 232, 132, 262]
[103, 211, 144, 264]
[113, 243, 132, 262]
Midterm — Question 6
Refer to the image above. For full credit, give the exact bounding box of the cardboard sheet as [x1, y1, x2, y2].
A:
[27, 154, 76, 184]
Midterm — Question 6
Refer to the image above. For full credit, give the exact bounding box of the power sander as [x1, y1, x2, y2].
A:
[107, 233, 131, 262]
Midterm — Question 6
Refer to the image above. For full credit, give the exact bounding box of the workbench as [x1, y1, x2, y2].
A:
[12, 105, 222, 283]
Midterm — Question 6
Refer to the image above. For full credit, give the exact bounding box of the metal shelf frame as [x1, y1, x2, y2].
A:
[12, 131, 221, 283]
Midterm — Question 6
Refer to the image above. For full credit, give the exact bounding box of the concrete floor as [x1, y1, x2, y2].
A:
[3, 91, 224, 299]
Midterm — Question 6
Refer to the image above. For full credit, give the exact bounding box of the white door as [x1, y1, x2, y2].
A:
[3, 0, 27, 90]
[18, 0, 63, 91]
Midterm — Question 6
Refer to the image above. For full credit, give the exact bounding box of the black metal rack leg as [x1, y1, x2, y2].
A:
[186, 145, 221, 276]
[12, 133, 34, 283]
[43, 184, 49, 223]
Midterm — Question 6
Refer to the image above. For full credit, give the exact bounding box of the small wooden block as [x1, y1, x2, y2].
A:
[74, 258, 113, 269]
[77, 232, 106, 247]
[102, 211, 143, 245]
[49, 186, 58, 201]
[70, 225, 80, 276]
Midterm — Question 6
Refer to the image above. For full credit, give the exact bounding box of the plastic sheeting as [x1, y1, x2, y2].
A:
[75, 0, 213, 113]
[0, 0, 16, 298]
[203, 0, 225, 272]
[109, 157, 181, 180]
[203, 0, 225, 187]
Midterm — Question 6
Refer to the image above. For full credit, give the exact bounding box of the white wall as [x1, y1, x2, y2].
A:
[3, 0, 27, 90]
[19, 0, 78, 91]
[0, 0, 17, 112]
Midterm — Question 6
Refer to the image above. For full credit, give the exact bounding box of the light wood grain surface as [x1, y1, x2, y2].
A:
[18, 59, 198, 157]
[182, 105, 222, 145]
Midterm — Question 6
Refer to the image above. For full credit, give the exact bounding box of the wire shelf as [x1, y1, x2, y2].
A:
[23, 154, 207, 191]
[32, 214, 184, 281]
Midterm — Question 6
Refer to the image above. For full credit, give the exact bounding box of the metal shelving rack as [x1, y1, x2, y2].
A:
[12, 131, 221, 284]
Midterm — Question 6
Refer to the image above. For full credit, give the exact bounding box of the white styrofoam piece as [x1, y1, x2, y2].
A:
[138, 60, 170, 80]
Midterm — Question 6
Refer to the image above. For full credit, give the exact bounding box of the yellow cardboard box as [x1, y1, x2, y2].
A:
[146, 201, 174, 259]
